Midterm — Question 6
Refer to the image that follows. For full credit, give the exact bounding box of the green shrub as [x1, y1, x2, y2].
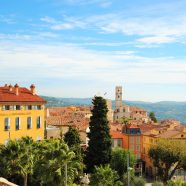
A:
[131, 176, 146, 186]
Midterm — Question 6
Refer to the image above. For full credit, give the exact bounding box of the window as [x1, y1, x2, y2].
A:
[4, 118, 10, 131]
[27, 117, 32, 129]
[15, 117, 20, 130]
[5, 105, 10, 110]
[117, 139, 122, 147]
[37, 105, 41, 110]
[129, 136, 134, 143]
[136, 154, 141, 160]
[16, 105, 21, 110]
[136, 145, 140, 152]
[26, 105, 32, 110]
[37, 116, 41, 129]
[136, 136, 141, 144]
[129, 144, 134, 151]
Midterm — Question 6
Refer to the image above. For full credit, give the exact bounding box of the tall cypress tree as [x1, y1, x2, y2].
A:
[85, 96, 112, 173]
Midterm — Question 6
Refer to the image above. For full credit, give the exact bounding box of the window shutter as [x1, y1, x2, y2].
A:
[39, 116, 41, 127]
[30, 117, 32, 128]
[19, 117, 21, 129]
[8, 118, 10, 129]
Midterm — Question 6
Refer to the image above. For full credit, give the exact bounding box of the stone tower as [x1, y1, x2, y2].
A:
[115, 86, 122, 109]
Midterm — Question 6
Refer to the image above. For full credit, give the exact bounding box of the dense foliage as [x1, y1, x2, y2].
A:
[0, 137, 82, 186]
[149, 112, 157, 122]
[85, 96, 112, 173]
[149, 139, 186, 183]
[64, 126, 81, 147]
[64, 126, 84, 183]
[89, 165, 122, 186]
[111, 147, 136, 180]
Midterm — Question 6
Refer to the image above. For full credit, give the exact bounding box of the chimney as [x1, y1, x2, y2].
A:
[14, 84, 19, 96]
[30, 84, 36, 95]
[4, 84, 8, 87]
[9, 84, 13, 91]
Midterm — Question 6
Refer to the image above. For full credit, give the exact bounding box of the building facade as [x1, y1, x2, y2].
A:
[114, 86, 149, 122]
[0, 84, 46, 144]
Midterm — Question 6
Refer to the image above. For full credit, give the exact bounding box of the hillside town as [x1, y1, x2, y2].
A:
[0, 84, 185, 185]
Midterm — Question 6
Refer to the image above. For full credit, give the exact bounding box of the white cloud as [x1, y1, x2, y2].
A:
[0, 39, 186, 85]
[40, 12, 186, 46]
[136, 36, 176, 45]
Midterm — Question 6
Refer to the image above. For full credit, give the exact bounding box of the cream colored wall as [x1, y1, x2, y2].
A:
[0, 102, 45, 144]
[46, 128, 61, 139]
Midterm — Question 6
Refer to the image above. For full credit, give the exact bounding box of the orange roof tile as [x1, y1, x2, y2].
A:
[0, 85, 46, 103]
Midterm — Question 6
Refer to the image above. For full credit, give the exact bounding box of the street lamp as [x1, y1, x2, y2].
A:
[127, 152, 133, 186]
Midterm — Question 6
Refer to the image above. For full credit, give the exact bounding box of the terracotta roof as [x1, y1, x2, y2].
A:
[110, 122, 123, 132]
[157, 130, 186, 138]
[110, 130, 124, 138]
[129, 106, 146, 112]
[126, 124, 139, 129]
[46, 115, 89, 132]
[0, 85, 46, 103]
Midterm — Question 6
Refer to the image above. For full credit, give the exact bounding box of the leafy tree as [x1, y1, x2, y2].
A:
[111, 147, 136, 180]
[131, 177, 146, 186]
[64, 126, 84, 184]
[0, 136, 34, 186]
[85, 96, 112, 173]
[64, 126, 81, 147]
[149, 112, 157, 123]
[119, 117, 132, 125]
[89, 165, 122, 186]
[33, 139, 80, 186]
[149, 139, 186, 183]
[123, 171, 146, 186]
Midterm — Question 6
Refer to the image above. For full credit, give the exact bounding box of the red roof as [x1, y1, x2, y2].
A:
[110, 130, 124, 138]
[127, 124, 139, 129]
[0, 85, 46, 103]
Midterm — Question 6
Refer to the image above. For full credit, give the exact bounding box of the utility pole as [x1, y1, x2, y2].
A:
[127, 152, 130, 186]
[65, 162, 67, 186]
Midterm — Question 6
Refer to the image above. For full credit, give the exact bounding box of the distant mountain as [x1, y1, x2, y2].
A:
[42, 96, 186, 124]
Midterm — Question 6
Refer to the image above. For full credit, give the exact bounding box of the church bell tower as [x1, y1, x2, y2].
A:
[115, 86, 123, 109]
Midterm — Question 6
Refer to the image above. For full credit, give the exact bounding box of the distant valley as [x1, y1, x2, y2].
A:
[42, 96, 186, 124]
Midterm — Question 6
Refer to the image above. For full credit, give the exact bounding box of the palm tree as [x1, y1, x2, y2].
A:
[0, 136, 34, 186]
[34, 139, 80, 186]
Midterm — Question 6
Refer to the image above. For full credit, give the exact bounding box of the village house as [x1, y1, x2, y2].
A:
[0, 84, 46, 144]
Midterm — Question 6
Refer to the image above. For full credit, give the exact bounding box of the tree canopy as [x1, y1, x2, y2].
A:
[111, 147, 136, 180]
[85, 96, 112, 173]
[149, 112, 157, 123]
[149, 139, 186, 183]
[89, 165, 122, 186]
[64, 126, 81, 148]
[0, 137, 82, 186]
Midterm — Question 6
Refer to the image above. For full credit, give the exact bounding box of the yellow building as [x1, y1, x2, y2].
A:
[142, 132, 158, 177]
[142, 125, 186, 177]
[0, 84, 46, 144]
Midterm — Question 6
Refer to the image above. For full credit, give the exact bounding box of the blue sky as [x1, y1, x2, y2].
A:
[0, 0, 186, 101]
